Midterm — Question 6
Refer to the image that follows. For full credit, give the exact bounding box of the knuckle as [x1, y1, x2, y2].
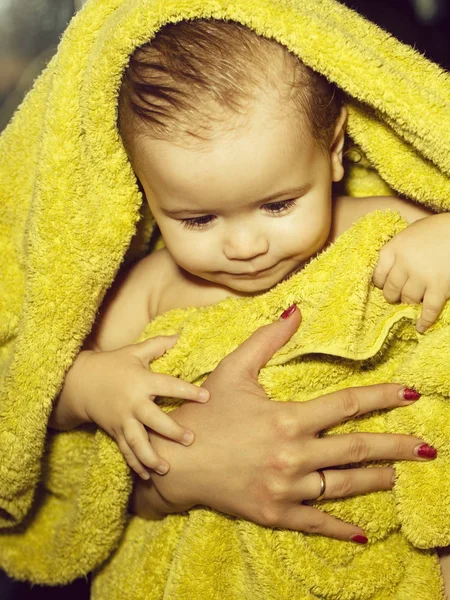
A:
[122, 449, 137, 465]
[401, 294, 418, 304]
[126, 434, 142, 452]
[393, 438, 408, 457]
[273, 412, 298, 440]
[424, 299, 442, 313]
[302, 512, 327, 534]
[340, 389, 361, 419]
[216, 353, 236, 373]
[111, 426, 123, 441]
[269, 450, 296, 472]
[264, 477, 289, 502]
[379, 244, 393, 260]
[258, 504, 282, 528]
[347, 435, 369, 463]
[334, 475, 354, 498]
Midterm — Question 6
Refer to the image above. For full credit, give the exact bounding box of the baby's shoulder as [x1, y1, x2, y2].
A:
[134, 248, 181, 316]
[332, 195, 434, 239]
[85, 248, 176, 350]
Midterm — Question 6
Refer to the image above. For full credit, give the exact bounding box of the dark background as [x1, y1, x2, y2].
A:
[1, 0, 449, 597]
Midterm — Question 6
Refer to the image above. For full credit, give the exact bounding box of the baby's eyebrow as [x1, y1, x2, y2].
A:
[161, 183, 312, 216]
[258, 183, 312, 203]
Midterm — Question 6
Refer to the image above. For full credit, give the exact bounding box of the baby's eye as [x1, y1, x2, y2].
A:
[181, 215, 217, 230]
[262, 199, 297, 214]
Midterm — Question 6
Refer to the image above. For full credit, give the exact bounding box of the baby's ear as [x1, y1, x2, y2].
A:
[330, 106, 348, 182]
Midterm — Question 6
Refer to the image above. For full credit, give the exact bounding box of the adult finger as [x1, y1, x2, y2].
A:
[136, 477, 367, 541]
[299, 383, 420, 434]
[311, 432, 436, 468]
[219, 304, 302, 378]
[300, 467, 394, 501]
[276, 504, 366, 541]
[145, 372, 209, 403]
[416, 288, 446, 333]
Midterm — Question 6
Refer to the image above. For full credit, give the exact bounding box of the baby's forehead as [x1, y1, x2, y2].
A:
[124, 89, 309, 154]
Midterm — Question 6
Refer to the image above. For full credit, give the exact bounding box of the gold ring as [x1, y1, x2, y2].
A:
[316, 470, 327, 501]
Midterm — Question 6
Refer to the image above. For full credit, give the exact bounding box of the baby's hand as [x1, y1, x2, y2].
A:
[76, 336, 209, 479]
[373, 213, 450, 333]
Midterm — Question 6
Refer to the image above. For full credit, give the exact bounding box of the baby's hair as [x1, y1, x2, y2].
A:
[118, 19, 342, 151]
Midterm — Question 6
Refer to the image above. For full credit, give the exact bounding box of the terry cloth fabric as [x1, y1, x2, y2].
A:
[0, 0, 449, 597]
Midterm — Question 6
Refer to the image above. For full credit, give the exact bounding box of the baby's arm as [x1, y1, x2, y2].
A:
[49, 251, 209, 479]
[372, 202, 450, 332]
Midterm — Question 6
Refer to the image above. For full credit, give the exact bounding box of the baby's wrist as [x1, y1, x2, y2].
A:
[49, 350, 94, 429]
[70, 350, 96, 424]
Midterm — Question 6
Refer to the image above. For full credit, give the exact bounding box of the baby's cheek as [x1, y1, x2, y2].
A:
[170, 238, 214, 272]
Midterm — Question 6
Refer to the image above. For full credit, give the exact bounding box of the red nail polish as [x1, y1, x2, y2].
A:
[403, 388, 421, 401]
[280, 304, 296, 319]
[350, 534, 368, 544]
[417, 444, 437, 459]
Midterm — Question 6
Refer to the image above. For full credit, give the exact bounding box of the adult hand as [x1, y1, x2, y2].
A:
[131, 306, 434, 542]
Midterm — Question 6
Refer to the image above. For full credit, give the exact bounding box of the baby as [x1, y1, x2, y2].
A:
[50, 19, 450, 481]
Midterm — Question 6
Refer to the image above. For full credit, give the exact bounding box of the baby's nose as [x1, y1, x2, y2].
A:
[223, 227, 269, 260]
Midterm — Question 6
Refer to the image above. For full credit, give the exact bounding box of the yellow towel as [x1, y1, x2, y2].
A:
[1, 0, 450, 597]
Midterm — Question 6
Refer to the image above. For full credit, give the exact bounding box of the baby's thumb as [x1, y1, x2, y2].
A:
[132, 335, 179, 365]
[230, 305, 301, 378]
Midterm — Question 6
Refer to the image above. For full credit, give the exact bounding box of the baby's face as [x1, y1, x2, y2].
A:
[130, 97, 346, 294]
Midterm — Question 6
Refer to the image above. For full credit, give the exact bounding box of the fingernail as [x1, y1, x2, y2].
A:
[141, 471, 151, 480]
[416, 323, 426, 333]
[183, 431, 194, 445]
[350, 534, 368, 544]
[415, 444, 437, 459]
[156, 464, 169, 475]
[401, 388, 421, 401]
[280, 304, 296, 319]
[198, 389, 209, 402]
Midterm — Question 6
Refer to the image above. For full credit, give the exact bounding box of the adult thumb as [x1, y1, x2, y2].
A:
[227, 305, 301, 378]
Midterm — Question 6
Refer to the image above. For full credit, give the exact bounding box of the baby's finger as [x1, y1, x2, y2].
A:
[116, 434, 153, 480]
[146, 372, 209, 403]
[400, 279, 425, 305]
[132, 335, 179, 365]
[122, 420, 171, 475]
[373, 249, 395, 288]
[382, 264, 408, 304]
[416, 289, 447, 333]
[136, 401, 196, 447]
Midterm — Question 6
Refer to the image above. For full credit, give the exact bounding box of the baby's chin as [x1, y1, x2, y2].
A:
[212, 272, 287, 295]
